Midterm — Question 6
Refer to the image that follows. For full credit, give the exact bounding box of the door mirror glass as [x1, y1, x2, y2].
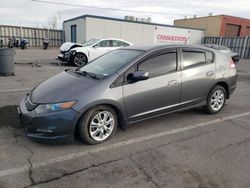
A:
[127, 70, 149, 82]
[93, 44, 100, 48]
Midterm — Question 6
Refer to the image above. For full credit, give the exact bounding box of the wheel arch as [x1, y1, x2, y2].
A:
[212, 81, 230, 99]
[73, 47, 89, 58]
[74, 51, 88, 61]
[74, 102, 128, 138]
[69, 45, 83, 50]
[71, 51, 88, 66]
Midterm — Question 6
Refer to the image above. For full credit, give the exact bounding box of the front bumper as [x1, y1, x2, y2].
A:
[58, 52, 71, 62]
[18, 96, 80, 143]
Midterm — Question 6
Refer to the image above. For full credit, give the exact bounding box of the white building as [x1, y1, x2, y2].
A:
[63, 15, 204, 45]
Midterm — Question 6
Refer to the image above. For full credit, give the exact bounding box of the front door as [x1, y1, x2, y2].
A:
[123, 49, 182, 123]
[90, 40, 114, 60]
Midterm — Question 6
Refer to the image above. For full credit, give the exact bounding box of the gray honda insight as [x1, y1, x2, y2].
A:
[18, 44, 237, 144]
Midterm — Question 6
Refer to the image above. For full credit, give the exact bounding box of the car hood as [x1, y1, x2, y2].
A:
[70, 46, 91, 53]
[60, 42, 82, 51]
[30, 70, 98, 104]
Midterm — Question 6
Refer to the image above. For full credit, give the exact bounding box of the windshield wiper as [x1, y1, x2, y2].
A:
[83, 71, 98, 79]
[74, 70, 98, 79]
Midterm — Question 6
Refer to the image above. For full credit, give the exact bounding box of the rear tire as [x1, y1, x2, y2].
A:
[71, 52, 88, 67]
[203, 85, 226, 114]
[78, 105, 118, 145]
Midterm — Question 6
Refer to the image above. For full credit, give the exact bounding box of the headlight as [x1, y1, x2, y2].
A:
[69, 50, 76, 56]
[34, 101, 76, 114]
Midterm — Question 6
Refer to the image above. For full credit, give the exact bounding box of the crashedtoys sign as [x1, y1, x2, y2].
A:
[154, 26, 204, 44]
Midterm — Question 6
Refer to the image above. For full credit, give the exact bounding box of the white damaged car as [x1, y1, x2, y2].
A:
[58, 38, 133, 66]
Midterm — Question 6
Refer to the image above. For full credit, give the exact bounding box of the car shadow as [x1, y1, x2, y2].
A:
[0, 105, 209, 146]
[0, 105, 21, 129]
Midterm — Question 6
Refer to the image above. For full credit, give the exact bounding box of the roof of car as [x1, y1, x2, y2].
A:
[99, 38, 133, 44]
[202, 44, 231, 51]
[99, 38, 126, 40]
[122, 43, 211, 52]
[203, 44, 226, 48]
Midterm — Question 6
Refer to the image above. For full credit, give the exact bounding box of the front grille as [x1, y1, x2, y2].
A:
[60, 50, 66, 54]
[25, 96, 37, 111]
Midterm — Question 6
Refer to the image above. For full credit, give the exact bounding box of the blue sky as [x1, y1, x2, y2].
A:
[0, 0, 249, 29]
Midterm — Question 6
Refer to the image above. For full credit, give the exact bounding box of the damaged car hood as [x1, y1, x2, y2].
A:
[60, 42, 83, 51]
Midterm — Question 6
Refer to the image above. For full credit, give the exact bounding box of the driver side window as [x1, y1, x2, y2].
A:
[138, 51, 177, 78]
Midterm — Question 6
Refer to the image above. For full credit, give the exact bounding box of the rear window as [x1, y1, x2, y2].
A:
[113, 40, 129, 47]
[183, 50, 206, 68]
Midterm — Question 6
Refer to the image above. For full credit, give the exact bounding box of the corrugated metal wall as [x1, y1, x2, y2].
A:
[0, 25, 63, 47]
[203, 36, 250, 59]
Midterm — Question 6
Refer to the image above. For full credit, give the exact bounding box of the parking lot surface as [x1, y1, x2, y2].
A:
[0, 49, 250, 188]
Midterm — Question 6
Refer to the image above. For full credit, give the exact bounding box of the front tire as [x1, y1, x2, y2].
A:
[204, 85, 226, 114]
[71, 52, 88, 67]
[78, 106, 118, 145]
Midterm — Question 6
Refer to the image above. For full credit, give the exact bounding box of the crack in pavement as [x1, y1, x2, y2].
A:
[12, 128, 35, 187]
[19, 129, 216, 188]
[129, 156, 160, 188]
[131, 128, 219, 157]
[235, 137, 250, 146]
[208, 143, 234, 157]
[208, 119, 250, 157]
[227, 119, 250, 132]
[124, 129, 219, 188]
[23, 158, 124, 188]
[20, 129, 218, 187]
[208, 136, 250, 157]
[3, 116, 245, 187]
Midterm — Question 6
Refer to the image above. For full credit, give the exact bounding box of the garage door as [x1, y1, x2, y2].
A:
[224, 24, 241, 37]
[246, 27, 250, 36]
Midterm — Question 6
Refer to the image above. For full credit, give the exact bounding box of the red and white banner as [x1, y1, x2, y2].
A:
[154, 26, 204, 44]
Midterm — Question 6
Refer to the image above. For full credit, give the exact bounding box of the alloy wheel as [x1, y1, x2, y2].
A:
[210, 89, 225, 111]
[73, 53, 87, 67]
[89, 111, 115, 141]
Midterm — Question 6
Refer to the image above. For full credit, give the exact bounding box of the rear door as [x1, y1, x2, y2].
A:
[180, 48, 215, 107]
[123, 49, 182, 122]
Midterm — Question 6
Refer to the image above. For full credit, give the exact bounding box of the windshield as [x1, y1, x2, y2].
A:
[80, 49, 144, 77]
[82, 39, 100, 47]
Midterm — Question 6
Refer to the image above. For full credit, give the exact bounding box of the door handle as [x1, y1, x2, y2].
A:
[168, 80, 178, 86]
[206, 71, 215, 77]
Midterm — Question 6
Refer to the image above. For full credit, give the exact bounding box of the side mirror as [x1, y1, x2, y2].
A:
[127, 70, 149, 82]
[93, 45, 100, 48]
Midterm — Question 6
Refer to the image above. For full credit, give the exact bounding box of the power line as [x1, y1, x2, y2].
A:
[30, 0, 194, 17]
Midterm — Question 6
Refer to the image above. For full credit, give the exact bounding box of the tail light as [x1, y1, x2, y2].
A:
[230, 59, 235, 69]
